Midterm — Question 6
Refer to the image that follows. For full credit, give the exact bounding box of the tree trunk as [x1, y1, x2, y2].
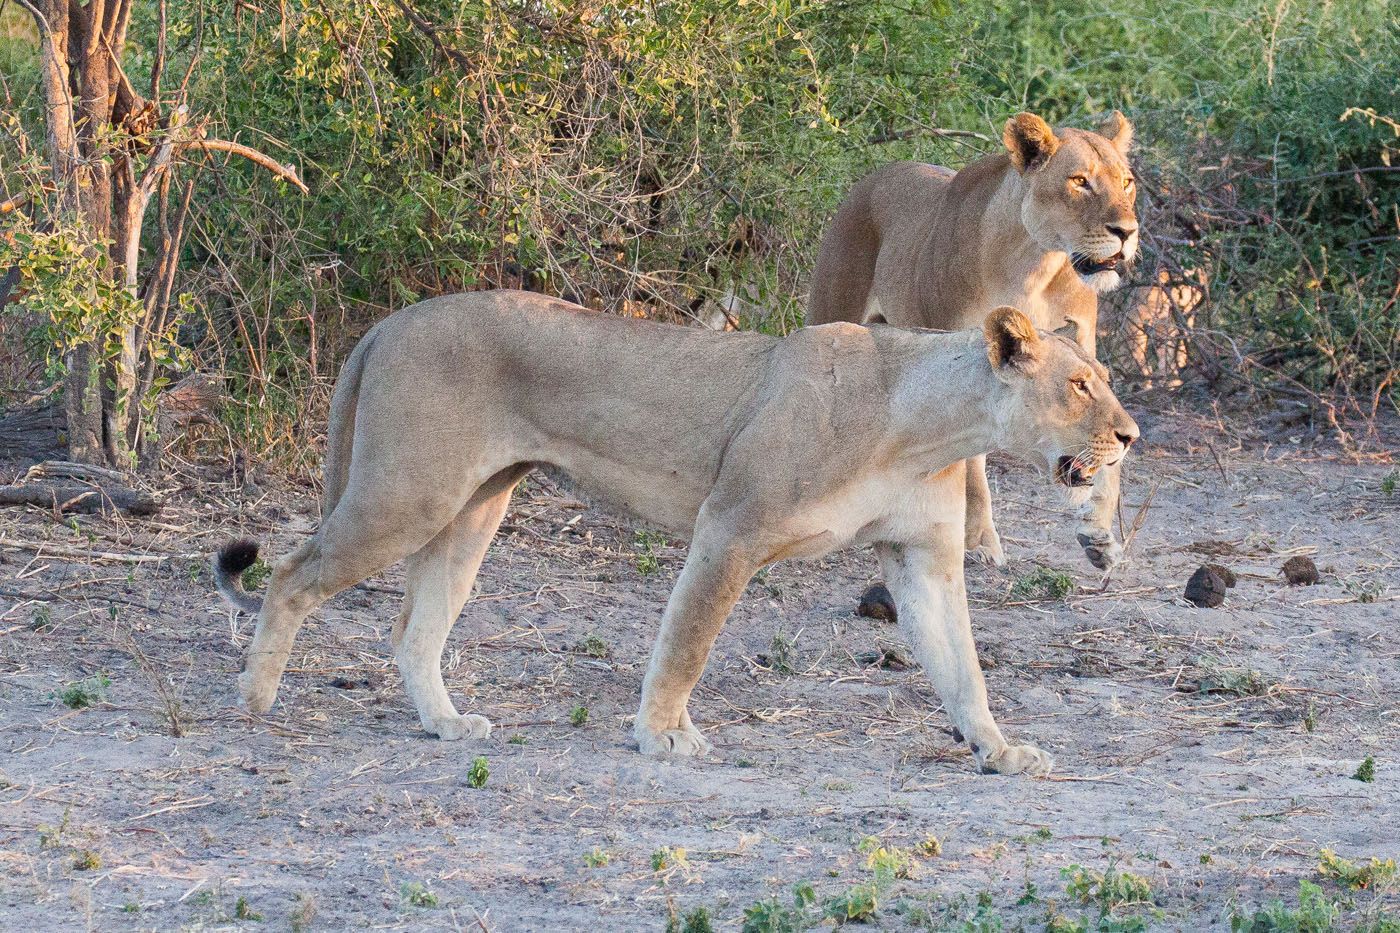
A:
[22, 0, 302, 472]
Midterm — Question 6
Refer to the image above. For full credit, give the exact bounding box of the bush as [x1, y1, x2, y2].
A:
[4, 0, 1395, 456]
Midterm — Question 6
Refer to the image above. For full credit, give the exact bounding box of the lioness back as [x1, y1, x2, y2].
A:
[337, 290, 781, 533]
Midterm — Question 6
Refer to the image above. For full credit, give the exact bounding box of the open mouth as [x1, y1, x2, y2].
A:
[1055, 456, 1094, 488]
[1072, 252, 1123, 276]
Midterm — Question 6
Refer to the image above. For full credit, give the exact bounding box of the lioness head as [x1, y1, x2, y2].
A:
[984, 306, 1139, 487]
[1003, 111, 1139, 294]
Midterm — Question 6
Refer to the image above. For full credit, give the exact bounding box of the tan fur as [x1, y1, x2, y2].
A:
[808, 111, 1140, 570]
[217, 291, 1137, 775]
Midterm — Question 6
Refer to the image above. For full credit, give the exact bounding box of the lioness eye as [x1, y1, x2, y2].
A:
[1070, 175, 1091, 190]
[1123, 176, 1135, 191]
[1070, 378, 1090, 395]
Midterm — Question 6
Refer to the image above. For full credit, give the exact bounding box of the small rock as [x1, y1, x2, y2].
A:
[1282, 555, 1319, 585]
[1185, 565, 1228, 608]
[856, 583, 897, 622]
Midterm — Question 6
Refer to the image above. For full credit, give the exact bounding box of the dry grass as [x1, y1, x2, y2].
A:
[0, 415, 1397, 928]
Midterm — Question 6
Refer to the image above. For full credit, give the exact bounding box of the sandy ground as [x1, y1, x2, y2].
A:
[1, 405, 1397, 931]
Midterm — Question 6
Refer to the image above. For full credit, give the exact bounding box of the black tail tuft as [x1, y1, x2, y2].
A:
[214, 538, 264, 615]
[217, 539, 261, 576]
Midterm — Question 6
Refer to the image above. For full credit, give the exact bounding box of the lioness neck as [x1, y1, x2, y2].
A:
[887, 332, 1011, 468]
[979, 167, 1068, 310]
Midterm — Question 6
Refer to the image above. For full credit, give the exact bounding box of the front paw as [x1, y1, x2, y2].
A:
[966, 526, 1006, 567]
[635, 723, 713, 758]
[1076, 530, 1122, 571]
[978, 743, 1054, 776]
[425, 712, 493, 741]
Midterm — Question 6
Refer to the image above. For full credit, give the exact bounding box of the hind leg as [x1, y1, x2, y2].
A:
[239, 482, 473, 714]
[394, 466, 527, 740]
[238, 537, 332, 714]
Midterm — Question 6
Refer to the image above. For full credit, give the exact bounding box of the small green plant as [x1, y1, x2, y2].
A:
[635, 530, 666, 575]
[1230, 879, 1341, 932]
[918, 833, 943, 857]
[465, 756, 489, 789]
[742, 882, 817, 933]
[1303, 700, 1319, 733]
[122, 902, 141, 914]
[858, 836, 919, 881]
[1191, 661, 1272, 697]
[824, 881, 881, 922]
[1345, 579, 1384, 604]
[1381, 470, 1398, 496]
[507, 733, 527, 745]
[763, 631, 797, 674]
[583, 847, 610, 868]
[37, 808, 71, 849]
[72, 849, 101, 871]
[1011, 567, 1075, 601]
[652, 846, 688, 872]
[57, 673, 111, 709]
[29, 605, 53, 632]
[241, 559, 272, 592]
[234, 896, 263, 921]
[1063, 863, 1153, 912]
[1353, 756, 1377, 783]
[579, 633, 609, 658]
[1318, 849, 1396, 890]
[665, 905, 715, 933]
[569, 704, 589, 727]
[400, 881, 438, 908]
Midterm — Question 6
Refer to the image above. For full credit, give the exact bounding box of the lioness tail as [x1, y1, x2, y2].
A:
[214, 538, 264, 615]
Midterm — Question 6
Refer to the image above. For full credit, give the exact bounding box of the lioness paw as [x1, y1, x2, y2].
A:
[966, 542, 1007, 567]
[636, 726, 713, 758]
[979, 743, 1053, 776]
[426, 713, 493, 741]
[237, 670, 278, 715]
[965, 527, 1006, 567]
[1076, 530, 1122, 571]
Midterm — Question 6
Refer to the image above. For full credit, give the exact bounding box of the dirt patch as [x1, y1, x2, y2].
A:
[1, 415, 1398, 929]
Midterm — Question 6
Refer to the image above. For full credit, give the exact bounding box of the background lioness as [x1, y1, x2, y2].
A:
[809, 111, 1140, 574]
[216, 291, 1137, 775]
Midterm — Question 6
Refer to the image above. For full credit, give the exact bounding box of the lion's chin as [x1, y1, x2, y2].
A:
[1077, 268, 1122, 294]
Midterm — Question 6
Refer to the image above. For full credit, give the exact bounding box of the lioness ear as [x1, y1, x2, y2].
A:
[1098, 110, 1134, 155]
[985, 306, 1043, 374]
[1003, 113, 1059, 173]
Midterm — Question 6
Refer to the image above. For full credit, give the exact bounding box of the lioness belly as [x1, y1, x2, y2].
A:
[536, 454, 710, 539]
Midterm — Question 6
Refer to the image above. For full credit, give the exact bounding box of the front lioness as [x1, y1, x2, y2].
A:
[809, 111, 1140, 572]
[215, 291, 1137, 775]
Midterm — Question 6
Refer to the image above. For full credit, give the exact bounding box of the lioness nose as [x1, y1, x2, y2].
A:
[1106, 222, 1138, 244]
[1115, 413, 1141, 448]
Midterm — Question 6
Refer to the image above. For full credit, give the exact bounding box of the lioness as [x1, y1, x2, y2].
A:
[809, 111, 1140, 572]
[215, 291, 1137, 775]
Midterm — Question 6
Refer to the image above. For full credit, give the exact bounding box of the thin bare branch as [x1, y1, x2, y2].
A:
[182, 137, 310, 194]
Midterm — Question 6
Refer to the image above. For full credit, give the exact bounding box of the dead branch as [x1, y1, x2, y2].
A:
[24, 459, 132, 484]
[183, 136, 309, 193]
[0, 481, 161, 515]
[1, 191, 29, 215]
[869, 125, 993, 145]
